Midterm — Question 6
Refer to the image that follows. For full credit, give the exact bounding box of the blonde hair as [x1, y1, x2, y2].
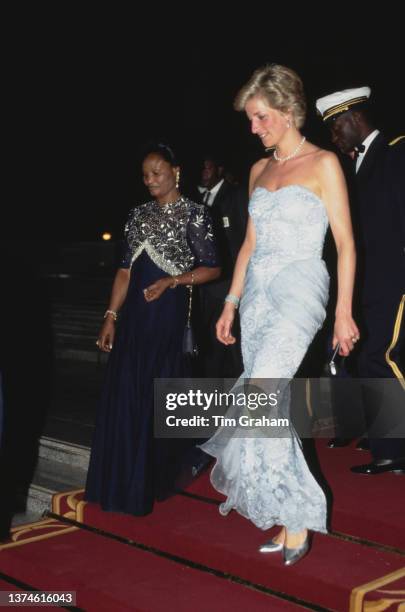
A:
[234, 64, 307, 128]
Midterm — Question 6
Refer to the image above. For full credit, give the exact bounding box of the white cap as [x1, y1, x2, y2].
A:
[316, 86, 371, 122]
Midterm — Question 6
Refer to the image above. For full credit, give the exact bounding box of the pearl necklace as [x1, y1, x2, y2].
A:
[274, 136, 306, 162]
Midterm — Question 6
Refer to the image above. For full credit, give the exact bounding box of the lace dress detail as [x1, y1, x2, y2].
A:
[201, 185, 330, 533]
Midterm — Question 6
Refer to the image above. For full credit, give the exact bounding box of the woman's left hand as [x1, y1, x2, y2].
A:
[333, 313, 360, 356]
[143, 277, 172, 302]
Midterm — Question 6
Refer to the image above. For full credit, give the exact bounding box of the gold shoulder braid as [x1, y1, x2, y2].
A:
[389, 135, 405, 146]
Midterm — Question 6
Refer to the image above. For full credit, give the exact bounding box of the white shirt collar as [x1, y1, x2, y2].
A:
[356, 129, 380, 172]
[208, 179, 224, 200]
[198, 179, 224, 206]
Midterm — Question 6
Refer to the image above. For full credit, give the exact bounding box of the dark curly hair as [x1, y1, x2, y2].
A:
[142, 141, 179, 166]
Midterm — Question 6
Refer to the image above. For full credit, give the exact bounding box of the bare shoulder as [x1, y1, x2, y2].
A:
[300, 143, 338, 169]
[249, 157, 268, 193]
[311, 149, 342, 183]
[250, 157, 268, 179]
[315, 148, 340, 170]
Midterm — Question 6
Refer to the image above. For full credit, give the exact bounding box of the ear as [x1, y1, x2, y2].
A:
[282, 110, 294, 127]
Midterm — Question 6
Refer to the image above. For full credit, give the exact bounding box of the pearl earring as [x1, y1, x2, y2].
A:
[176, 171, 180, 189]
[286, 119, 291, 129]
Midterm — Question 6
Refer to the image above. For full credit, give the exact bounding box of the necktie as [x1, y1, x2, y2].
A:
[203, 190, 211, 206]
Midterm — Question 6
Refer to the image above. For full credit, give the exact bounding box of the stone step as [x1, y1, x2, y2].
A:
[53, 307, 103, 315]
[53, 307, 103, 316]
[50, 301, 106, 352]
[31, 457, 87, 493]
[52, 316, 102, 327]
[54, 335, 97, 347]
[50, 304, 107, 358]
[52, 325, 101, 337]
[53, 301, 106, 309]
[55, 347, 107, 362]
[12, 437, 90, 526]
[51, 304, 104, 354]
[52, 316, 103, 324]
[38, 436, 90, 470]
[18, 484, 55, 519]
[55, 331, 98, 342]
[53, 308, 104, 318]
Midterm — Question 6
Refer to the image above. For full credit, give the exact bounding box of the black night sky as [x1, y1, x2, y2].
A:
[9, 12, 404, 244]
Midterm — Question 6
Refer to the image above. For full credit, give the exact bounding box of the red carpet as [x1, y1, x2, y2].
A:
[317, 440, 405, 548]
[186, 440, 405, 549]
[1, 442, 404, 611]
[0, 518, 299, 611]
[50, 489, 404, 612]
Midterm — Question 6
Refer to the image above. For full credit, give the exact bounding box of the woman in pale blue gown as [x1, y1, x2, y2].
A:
[201, 64, 359, 565]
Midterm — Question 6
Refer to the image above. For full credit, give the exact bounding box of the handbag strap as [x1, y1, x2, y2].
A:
[186, 285, 193, 325]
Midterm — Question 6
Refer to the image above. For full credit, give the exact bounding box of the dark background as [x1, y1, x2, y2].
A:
[7, 11, 404, 244]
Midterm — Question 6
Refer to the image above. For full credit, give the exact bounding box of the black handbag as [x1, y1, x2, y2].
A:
[183, 286, 198, 357]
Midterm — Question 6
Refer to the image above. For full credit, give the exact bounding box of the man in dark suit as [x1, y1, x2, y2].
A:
[197, 155, 248, 378]
[316, 87, 405, 474]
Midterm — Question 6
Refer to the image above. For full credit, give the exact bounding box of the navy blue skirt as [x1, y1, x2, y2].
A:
[85, 251, 192, 515]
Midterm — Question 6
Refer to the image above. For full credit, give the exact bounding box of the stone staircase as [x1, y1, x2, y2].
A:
[10, 276, 110, 526]
[47, 273, 112, 362]
[13, 437, 90, 526]
[52, 301, 107, 362]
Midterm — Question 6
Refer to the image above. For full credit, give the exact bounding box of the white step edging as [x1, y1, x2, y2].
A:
[39, 436, 90, 471]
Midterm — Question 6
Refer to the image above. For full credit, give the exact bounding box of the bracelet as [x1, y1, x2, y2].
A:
[170, 276, 179, 289]
[224, 294, 240, 309]
[104, 309, 118, 321]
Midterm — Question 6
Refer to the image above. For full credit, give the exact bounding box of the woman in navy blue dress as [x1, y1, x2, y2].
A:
[85, 144, 220, 515]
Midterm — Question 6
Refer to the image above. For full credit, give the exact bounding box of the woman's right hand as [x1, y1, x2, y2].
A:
[96, 318, 115, 352]
[216, 303, 237, 345]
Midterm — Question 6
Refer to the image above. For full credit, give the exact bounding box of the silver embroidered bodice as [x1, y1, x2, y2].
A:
[120, 198, 217, 274]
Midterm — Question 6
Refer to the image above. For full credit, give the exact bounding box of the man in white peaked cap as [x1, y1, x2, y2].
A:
[316, 86, 405, 475]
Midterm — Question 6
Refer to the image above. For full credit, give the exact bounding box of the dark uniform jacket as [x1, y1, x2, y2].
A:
[202, 180, 248, 298]
[355, 133, 405, 305]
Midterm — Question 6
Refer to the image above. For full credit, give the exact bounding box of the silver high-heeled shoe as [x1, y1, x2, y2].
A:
[259, 538, 284, 553]
[283, 535, 310, 566]
[218, 502, 231, 516]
